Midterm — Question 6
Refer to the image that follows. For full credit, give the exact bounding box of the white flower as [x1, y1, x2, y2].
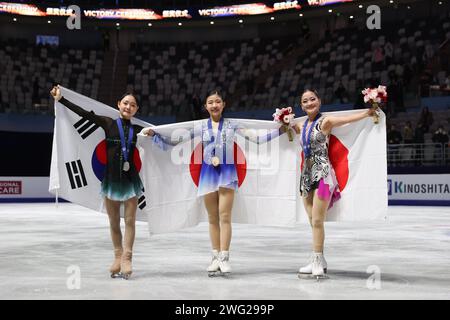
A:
[283, 115, 291, 124]
[377, 85, 387, 94]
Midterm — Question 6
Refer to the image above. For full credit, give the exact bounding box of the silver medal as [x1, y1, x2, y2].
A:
[123, 161, 130, 172]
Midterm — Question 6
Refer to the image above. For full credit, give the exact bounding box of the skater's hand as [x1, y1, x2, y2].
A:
[50, 85, 62, 101]
[142, 128, 155, 136]
[367, 106, 377, 117]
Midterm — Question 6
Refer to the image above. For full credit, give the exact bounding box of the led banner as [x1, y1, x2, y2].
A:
[83, 9, 163, 20]
[198, 2, 301, 17]
[0, 2, 166, 19]
[0, 2, 46, 16]
[0, 1, 355, 20]
[307, 0, 354, 6]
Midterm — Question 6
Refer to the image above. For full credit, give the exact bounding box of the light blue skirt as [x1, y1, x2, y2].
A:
[197, 162, 238, 196]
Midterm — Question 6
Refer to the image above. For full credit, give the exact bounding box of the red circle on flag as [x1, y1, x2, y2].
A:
[92, 139, 142, 182]
[300, 134, 349, 192]
[189, 142, 247, 187]
[95, 140, 107, 165]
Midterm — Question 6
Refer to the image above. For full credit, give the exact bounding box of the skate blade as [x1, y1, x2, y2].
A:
[110, 272, 122, 279]
[208, 271, 231, 277]
[298, 273, 329, 280]
[121, 273, 131, 280]
[208, 271, 221, 277]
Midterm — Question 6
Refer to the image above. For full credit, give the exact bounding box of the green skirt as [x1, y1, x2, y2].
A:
[100, 175, 143, 202]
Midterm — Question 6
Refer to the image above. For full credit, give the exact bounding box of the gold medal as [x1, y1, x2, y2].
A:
[211, 156, 220, 167]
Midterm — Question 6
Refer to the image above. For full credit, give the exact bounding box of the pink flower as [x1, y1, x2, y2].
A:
[273, 106, 295, 123]
[362, 85, 388, 106]
[377, 85, 387, 94]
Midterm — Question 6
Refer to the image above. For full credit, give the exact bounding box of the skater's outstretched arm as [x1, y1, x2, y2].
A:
[141, 122, 201, 151]
[235, 123, 285, 145]
[50, 85, 109, 130]
[320, 109, 375, 135]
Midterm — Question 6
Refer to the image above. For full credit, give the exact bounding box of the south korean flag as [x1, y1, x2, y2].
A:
[49, 86, 152, 221]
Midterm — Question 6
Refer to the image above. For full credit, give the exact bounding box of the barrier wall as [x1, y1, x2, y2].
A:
[2, 175, 449, 206]
[0, 177, 56, 202]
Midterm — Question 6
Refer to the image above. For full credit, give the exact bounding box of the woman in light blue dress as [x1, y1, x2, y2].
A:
[143, 91, 284, 275]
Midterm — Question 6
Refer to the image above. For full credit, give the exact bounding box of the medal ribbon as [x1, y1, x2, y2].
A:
[207, 118, 224, 162]
[116, 118, 134, 165]
[302, 113, 321, 158]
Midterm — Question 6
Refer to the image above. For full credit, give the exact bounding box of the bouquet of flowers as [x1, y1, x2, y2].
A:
[273, 107, 295, 141]
[362, 85, 388, 124]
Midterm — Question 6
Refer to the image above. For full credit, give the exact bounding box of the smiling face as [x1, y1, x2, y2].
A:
[205, 93, 225, 121]
[301, 90, 321, 118]
[117, 95, 138, 120]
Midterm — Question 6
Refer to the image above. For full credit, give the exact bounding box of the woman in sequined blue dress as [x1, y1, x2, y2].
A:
[144, 91, 284, 275]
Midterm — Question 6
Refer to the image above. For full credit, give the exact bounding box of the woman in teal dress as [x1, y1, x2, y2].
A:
[51, 85, 142, 279]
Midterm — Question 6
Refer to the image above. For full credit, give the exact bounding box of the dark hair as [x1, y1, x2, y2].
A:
[205, 90, 225, 103]
[300, 89, 321, 100]
[118, 92, 139, 107]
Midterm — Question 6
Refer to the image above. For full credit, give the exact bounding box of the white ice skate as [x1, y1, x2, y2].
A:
[298, 252, 328, 274]
[298, 252, 328, 280]
[311, 253, 328, 280]
[218, 251, 231, 276]
[207, 250, 221, 277]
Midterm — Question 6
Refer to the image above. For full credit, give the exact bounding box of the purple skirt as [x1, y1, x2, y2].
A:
[317, 177, 341, 209]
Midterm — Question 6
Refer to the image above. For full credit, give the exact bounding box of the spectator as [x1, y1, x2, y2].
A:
[102, 31, 110, 51]
[32, 77, 40, 105]
[403, 121, 414, 144]
[418, 106, 434, 133]
[245, 75, 254, 95]
[424, 42, 435, 61]
[419, 69, 433, 97]
[384, 41, 394, 66]
[387, 123, 402, 144]
[395, 78, 405, 112]
[432, 126, 449, 163]
[416, 45, 425, 72]
[353, 81, 365, 110]
[300, 21, 311, 39]
[387, 79, 398, 117]
[414, 122, 425, 165]
[191, 94, 202, 120]
[334, 81, 348, 104]
[432, 125, 449, 145]
[387, 123, 402, 166]
[403, 63, 412, 89]
[372, 45, 384, 72]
